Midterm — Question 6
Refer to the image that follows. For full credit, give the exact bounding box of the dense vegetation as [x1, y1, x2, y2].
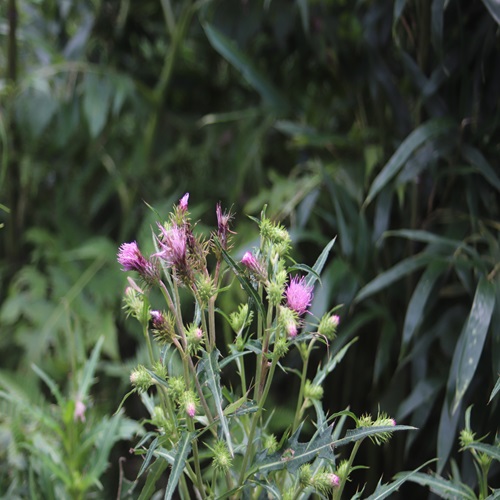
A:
[1, 0, 499, 498]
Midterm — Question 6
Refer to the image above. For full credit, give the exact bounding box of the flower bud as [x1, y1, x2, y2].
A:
[186, 324, 204, 354]
[241, 251, 267, 282]
[196, 274, 217, 306]
[123, 284, 146, 320]
[73, 399, 86, 423]
[318, 313, 340, 340]
[151, 310, 176, 345]
[263, 434, 278, 454]
[304, 380, 324, 401]
[130, 365, 154, 393]
[279, 306, 299, 338]
[168, 376, 186, 403]
[212, 440, 232, 472]
[229, 303, 254, 335]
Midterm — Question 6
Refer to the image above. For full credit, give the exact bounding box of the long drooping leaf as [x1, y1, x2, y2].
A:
[462, 144, 500, 192]
[481, 0, 500, 25]
[305, 236, 337, 288]
[198, 349, 233, 456]
[164, 431, 193, 500]
[452, 277, 495, 413]
[355, 253, 430, 303]
[401, 261, 446, 353]
[202, 23, 288, 111]
[364, 118, 454, 205]
[401, 471, 476, 499]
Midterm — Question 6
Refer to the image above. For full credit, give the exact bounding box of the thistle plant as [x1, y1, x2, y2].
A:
[117, 195, 415, 499]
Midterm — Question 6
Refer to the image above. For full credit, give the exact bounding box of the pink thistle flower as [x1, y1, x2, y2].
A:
[179, 193, 189, 212]
[118, 242, 159, 284]
[216, 202, 235, 249]
[329, 473, 340, 487]
[186, 401, 196, 418]
[241, 251, 266, 280]
[285, 276, 313, 316]
[74, 399, 86, 423]
[155, 224, 187, 267]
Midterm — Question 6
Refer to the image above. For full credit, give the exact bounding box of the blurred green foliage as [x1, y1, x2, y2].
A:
[1, 0, 499, 497]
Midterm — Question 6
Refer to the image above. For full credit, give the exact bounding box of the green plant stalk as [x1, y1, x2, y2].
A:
[292, 340, 315, 431]
[333, 439, 363, 500]
[186, 417, 206, 498]
[208, 295, 216, 352]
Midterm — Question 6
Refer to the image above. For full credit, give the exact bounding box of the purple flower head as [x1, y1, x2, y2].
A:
[216, 202, 235, 249]
[285, 276, 313, 316]
[151, 310, 166, 330]
[241, 251, 266, 281]
[186, 401, 196, 418]
[329, 473, 340, 487]
[118, 242, 159, 284]
[155, 224, 187, 267]
[179, 193, 189, 212]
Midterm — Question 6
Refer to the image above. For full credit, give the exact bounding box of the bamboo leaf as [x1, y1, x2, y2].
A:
[355, 254, 430, 303]
[401, 261, 446, 352]
[481, 0, 500, 25]
[164, 431, 193, 500]
[198, 349, 234, 456]
[202, 23, 288, 111]
[452, 277, 495, 413]
[364, 118, 454, 206]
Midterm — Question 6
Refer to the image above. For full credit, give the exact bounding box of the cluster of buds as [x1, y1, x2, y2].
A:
[299, 464, 340, 494]
[357, 412, 397, 445]
[229, 303, 254, 335]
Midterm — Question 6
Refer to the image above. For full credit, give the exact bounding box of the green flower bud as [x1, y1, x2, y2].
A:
[186, 324, 204, 354]
[168, 376, 186, 403]
[151, 310, 176, 345]
[152, 360, 167, 380]
[196, 274, 217, 306]
[459, 428, 476, 448]
[299, 463, 313, 487]
[318, 313, 340, 340]
[211, 440, 232, 472]
[130, 365, 154, 393]
[273, 337, 289, 359]
[336, 459, 350, 482]
[123, 283, 147, 320]
[263, 434, 278, 454]
[304, 380, 324, 401]
[229, 304, 254, 335]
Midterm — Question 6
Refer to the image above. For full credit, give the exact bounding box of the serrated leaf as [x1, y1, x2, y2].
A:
[164, 431, 193, 500]
[198, 349, 233, 456]
[137, 437, 160, 478]
[365, 118, 454, 206]
[465, 442, 500, 462]
[355, 253, 430, 303]
[202, 23, 288, 111]
[452, 277, 495, 413]
[138, 458, 169, 500]
[403, 471, 476, 499]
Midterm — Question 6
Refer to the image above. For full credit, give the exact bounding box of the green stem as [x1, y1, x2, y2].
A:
[292, 340, 315, 431]
[333, 440, 363, 500]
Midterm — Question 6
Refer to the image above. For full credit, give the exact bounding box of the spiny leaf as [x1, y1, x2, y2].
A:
[198, 349, 233, 456]
[306, 236, 336, 288]
[164, 431, 193, 500]
[464, 442, 500, 462]
[401, 471, 476, 499]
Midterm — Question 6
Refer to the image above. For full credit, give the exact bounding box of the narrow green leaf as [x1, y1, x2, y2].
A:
[355, 254, 430, 303]
[403, 471, 476, 499]
[306, 236, 336, 288]
[296, 0, 309, 33]
[366, 459, 436, 500]
[462, 144, 500, 192]
[364, 118, 454, 206]
[401, 261, 446, 352]
[431, 0, 445, 54]
[202, 23, 288, 111]
[88, 414, 122, 479]
[31, 364, 64, 407]
[481, 0, 500, 25]
[164, 431, 193, 500]
[465, 442, 500, 462]
[217, 243, 266, 318]
[452, 277, 495, 413]
[198, 349, 233, 456]
[137, 437, 159, 478]
[79, 336, 104, 398]
[489, 376, 500, 403]
[138, 458, 169, 500]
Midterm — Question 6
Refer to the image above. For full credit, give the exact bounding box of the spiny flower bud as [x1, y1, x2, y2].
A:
[279, 306, 299, 338]
[168, 376, 186, 403]
[123, 285, 146, 320]
[211, 440, 232, 472]
[273, 337, 289, 358]
[304, 380, 324, 401]
[263, 434, 279, 454]
[150, 310, 176, 345]
[130, 365, 154, 393]
[459, 428, 476, 448]
[152, 360, 167, 380]
[335, 459, 350, 481]
[311, 470, 338, 494]
[152, 406, 172, 434]
[195, 274, 217, 306]
[179, 192, 189, 212]
[229, 303, 254, 335]
[266, 266, 287, 306]
[216, 202, 235, 250]
[259, 217, 291, 254]
[318, 313, 340, 340]
[299, 463, 313, 487]
[181, 390, 198, 418]
[358, 412, 396, 445]
[186, 324, 204, 354]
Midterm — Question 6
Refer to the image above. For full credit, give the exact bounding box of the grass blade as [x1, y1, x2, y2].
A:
[164, 431, 193, 500]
